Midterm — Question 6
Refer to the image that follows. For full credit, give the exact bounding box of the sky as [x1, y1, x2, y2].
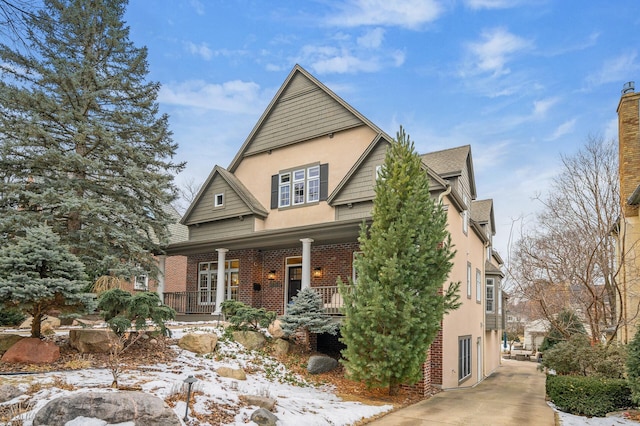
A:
[122, 0, 640, 259]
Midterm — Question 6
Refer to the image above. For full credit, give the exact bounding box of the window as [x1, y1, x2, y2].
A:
[486, 278, 495, 313]
[197, 260, 240, 305]
[476, 268, 481, 303]
[466, 262, 472, 298]
[459, 335, 471, 382]
[214, 193, 224, 207]
[134, 274, 148, 291]
[272, 164, 327, 209]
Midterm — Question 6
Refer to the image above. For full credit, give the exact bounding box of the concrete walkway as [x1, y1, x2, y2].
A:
[367, 358, 556, 426]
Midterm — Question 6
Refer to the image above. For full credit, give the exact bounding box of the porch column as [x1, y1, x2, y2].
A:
[214, 248, 228, 314]
[156, 255, 166, 301]
[300, 238, 313, 290]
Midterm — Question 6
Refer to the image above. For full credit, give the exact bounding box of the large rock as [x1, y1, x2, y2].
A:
[250, 408, 278, 426]
[216, 366, 247, 380]
[307, 355, 338, 374]
[32, 391, 181, 426]
[178, 332, 218, 354]
[0, 334, 24, 355]
[0, 384, 22, 403]
[69, 329, 120, 353]
[267, 319, 286, 339]
[240, 394, 276, 411]
[273, 338, 291, 357]
[1, 337, 59, 364]
[19, 315, 60, 330]
[232, 330, 266, 351]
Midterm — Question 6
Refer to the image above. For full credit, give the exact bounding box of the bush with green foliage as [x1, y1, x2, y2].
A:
[626, 327, 640, 405]
[0, 307, 26, 326]
[98, 289, 175, 338]
[541, 334, 627, 378]
[546, 375, 632, 416]
[222, 300, 276, 331]
[280, 287, 338, 349]
[540, 309, 586, 351]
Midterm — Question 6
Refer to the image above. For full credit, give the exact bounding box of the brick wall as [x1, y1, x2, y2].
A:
[618, 91, 640, 217]
[164, 255, 187, 293]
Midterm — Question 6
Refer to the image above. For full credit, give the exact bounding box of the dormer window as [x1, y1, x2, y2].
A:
[272, 164, 327, 209]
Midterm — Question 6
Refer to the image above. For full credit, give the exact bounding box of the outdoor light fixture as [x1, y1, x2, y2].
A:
[183, 375, 198, 422]
[312, 267, 323, 279]
[267, 270, 276, 280]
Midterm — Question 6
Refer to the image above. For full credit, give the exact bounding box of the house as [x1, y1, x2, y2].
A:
[615, 81, 640, 344]
[166, 65, 504, 391]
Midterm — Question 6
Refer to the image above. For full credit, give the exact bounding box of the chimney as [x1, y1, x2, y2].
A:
[617, 81, 640, 217]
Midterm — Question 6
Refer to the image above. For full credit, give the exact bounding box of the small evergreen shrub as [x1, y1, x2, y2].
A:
[626, 326, 640, 404]
[546, 375, 632, 417]
[224, 300, 276, 331]
[542, 334, 627, 378]
[0, 307, 26, 326]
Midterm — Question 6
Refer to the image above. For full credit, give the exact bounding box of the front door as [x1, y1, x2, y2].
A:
[287, 266, 302, 304]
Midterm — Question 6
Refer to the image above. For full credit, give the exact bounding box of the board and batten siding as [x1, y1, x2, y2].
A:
[188, 217, 255, 242]
[245, 73, 363, 156]
[185, 177, 252, 225]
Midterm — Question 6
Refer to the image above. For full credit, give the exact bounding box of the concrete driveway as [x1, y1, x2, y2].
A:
[367, 358, 556, 426]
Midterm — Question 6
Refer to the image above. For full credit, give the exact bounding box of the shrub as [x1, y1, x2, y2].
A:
[224, 300, 276, 331]
[546, 375, 632, 417]
[627, 326, 640, 404]
[0, 307, 26, 326]
[542, 334, 627, 378]
[540, 309, 586, 351]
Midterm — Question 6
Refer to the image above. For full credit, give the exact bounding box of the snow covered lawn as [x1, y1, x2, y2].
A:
[0, 322, 393, 425]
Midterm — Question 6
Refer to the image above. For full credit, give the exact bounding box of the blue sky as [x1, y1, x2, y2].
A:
[124, 0, 640, 258]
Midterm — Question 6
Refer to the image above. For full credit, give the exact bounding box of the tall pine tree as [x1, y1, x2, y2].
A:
[0, 0, 183, 280]
[339, 126, 460, 396]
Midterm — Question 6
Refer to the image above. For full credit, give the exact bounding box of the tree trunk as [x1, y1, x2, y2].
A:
[389, 379, 400, 396]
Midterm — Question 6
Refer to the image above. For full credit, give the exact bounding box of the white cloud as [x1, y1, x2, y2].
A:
[546, 118, 577, 141]
[159, 79, 268, 114]
[185, 41, 213, 60]
[585, 51, 639, 88]
[189, 0, 205, 15]
[464, 0, 524, 9]
[532, 97, 559, 118]
[357, 28, 385, 49]
[327, 0, 444, 30]
[464, 28, 532, 77]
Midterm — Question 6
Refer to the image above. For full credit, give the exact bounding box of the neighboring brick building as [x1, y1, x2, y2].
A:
[616, 82, 640, 343]
[166, 65, 504, 391]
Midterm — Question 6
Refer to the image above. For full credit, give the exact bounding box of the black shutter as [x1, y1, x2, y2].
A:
[319, 163, 329, 201]
[271, 174, 278, 209]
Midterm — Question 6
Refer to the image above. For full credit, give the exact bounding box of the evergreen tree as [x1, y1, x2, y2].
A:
[540, 309, 587, 352]
[280, 287, 338, 349]
[339, 126, 460, 396]
[0, 224, 93, 338]
[0, 0, 183, 280]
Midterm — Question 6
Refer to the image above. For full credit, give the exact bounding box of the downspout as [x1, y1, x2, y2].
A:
[438, 184, 452, 204]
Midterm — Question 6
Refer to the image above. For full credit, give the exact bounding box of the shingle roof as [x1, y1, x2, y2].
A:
[629, 183, 640, 205]
[471, 199, 492, 224]
[420, 145, 470, 177]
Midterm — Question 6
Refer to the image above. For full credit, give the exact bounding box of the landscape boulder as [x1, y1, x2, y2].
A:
[232, 330, 266, 351]
[250, 408, 279, 426]
[307, 355, 338, 374]
[1, 338, 60, 364]
[69, 329, 120, 353]
[267, 319, 286, 339]
[273, 338, 290, 357]
[216, 366, 247, 380]
[240, 394, 276, 411]
[0, 334, 24, 355]
[178, 332, 218, 354]
[19, 315, 60, 330]
[0, 384, 22, 403]
[32, 391, 181, 426]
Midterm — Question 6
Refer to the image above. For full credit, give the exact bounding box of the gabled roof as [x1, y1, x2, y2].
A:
[164, 204, 189, 244]
[228, 64, 391, 172]
[180, 165, 268, 225]
[471, 199, 495, 236]
[421, 145, 477, 199]
[485, 260, 504, 278]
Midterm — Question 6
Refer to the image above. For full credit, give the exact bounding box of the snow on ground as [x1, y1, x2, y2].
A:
[0, 322, 392, 425]
[554, 405, 638, 425]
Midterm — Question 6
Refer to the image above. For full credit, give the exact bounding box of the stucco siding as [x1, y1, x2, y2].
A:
[188, 217, 255, 242]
